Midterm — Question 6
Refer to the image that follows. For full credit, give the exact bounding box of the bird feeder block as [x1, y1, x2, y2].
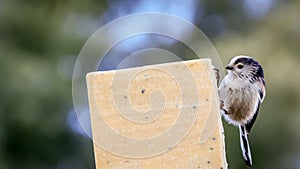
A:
[86, 59, 227, 169]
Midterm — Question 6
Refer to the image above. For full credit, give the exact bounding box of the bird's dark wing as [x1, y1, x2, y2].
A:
[246, 100, 261, 133]
[246, 81, 265, 134]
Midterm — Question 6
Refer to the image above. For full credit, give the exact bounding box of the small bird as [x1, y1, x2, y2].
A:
[218, 55, 266, 167]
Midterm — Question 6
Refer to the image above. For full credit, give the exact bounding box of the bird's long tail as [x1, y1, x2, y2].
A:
[239, 125, 252, 167]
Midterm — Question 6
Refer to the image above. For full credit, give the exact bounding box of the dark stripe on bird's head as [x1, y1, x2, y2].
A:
[257, 65, 264, 78]
[233, 57, 259, 66]
[234, 57, 251, 65]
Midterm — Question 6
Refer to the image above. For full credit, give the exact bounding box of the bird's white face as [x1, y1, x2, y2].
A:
[225, 55, 259, 79]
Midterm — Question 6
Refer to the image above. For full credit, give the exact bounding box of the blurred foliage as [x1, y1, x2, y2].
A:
[0, 0, 299, 169]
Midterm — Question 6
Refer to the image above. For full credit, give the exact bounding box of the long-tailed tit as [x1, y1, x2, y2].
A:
[219, 55, 266, 167]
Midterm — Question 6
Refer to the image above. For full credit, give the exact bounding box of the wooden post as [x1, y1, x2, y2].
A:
[86, 59, 227, 169]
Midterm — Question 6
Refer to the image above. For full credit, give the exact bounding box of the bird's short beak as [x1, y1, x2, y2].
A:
[225, 65, 233, 70]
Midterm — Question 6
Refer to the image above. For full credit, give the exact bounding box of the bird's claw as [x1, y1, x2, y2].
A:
[213, 67, 220, 85]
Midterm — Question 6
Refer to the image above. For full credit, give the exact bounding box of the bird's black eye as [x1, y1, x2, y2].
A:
[237, 64, 244, 69]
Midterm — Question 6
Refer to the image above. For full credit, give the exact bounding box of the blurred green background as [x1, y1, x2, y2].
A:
[1, 0, 300, 169]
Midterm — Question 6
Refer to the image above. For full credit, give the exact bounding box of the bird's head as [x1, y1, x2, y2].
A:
[225, 55, 264, 80]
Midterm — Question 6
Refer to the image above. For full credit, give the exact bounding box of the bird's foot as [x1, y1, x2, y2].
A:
[213, 67, 220, 85]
